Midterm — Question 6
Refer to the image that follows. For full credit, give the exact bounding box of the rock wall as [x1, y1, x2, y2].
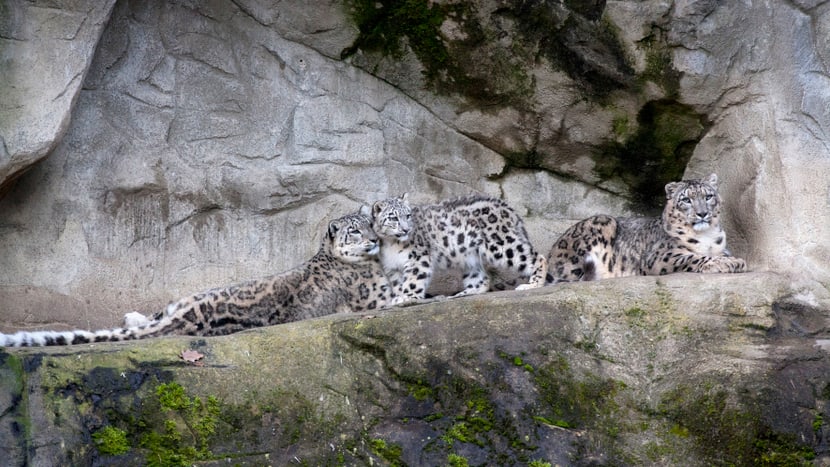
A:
[0, 0, 116, 193]
[0, 0, 828, 332]
[672, 0, 830, 285]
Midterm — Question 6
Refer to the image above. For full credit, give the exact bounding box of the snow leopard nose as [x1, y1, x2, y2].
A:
[696, 211, 709, 219]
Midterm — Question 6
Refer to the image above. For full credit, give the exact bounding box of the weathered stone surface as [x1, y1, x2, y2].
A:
[1, 273, 828, 466]
[0, 0, 632, 332]
[672, 1, 830, 291]
[342, 0, 830, 285]
[0, 0, 828, 367]
[0, 0, 116, 192]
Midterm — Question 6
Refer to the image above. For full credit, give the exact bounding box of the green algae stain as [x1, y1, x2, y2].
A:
[595, 99, 708, 209]
[342, 0, 451, 81]
[533, 356, 624, 436]
[0, 352, 30, 456]
[342, 0, 534, 107]
[659, 383, 815, 465]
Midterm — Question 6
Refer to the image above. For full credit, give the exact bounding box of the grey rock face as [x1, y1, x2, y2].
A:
[672, 1, 830, 289]
[0, 0, 116, 193]
[0, 0, 827, 333]
[0, 0, 626, 330]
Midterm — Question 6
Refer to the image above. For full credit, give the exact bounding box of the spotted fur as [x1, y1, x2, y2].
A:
[1, 213, 392, 347]
[368, 194, 547, 305]
[547, 174, 747, 281]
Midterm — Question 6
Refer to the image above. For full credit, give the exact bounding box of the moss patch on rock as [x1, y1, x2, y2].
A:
[340, 0, 538, 107]
[2, 274, 824, 465]
[658, 381, 816, 465]
[595, 99, 709, 209]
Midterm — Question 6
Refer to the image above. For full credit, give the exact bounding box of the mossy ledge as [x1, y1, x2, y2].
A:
[0, 273, 825, 465]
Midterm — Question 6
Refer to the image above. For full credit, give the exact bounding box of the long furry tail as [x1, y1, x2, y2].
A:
[0, 320, 157, 347]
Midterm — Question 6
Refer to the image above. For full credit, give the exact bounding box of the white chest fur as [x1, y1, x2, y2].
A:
[380, 242, 411, 271]
[687, 225, 727, 255]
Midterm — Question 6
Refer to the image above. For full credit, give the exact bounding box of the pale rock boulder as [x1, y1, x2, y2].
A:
[0, 0, 116, 192]
[672, 1, 830, 288]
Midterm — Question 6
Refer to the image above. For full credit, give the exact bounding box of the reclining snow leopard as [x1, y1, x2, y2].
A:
[547, 173, 747, 282]
[1, 211, 392, 347]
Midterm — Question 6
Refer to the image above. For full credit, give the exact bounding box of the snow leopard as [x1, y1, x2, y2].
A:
[368, 194, 548, 305]
[547, 173, 747, 282]
[1, 212, 393, 347]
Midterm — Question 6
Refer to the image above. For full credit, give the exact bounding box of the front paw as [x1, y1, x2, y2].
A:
[701, 256, 747, 273]
[390, 295, 416, 307]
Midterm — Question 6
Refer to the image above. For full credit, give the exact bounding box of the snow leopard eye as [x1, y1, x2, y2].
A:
[679, 196, 691, 204]
[705, 194, 714, 201]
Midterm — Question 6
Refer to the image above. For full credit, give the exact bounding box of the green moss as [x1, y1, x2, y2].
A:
[595, 100, 708, 209]
[40, 362, 223, 466]
[136, 382, 221, 466]
[425, 412, 444, 422]
[409, 380, 434, 401]
[447, 452, 469, 467]
[528, 460, 552, 467]
[92, 426, 130, 455]
[533, 415, 571, 429]
[156, 382, 190, 411]
[370, 438, 404, 466]
[813, 413, 824, 433]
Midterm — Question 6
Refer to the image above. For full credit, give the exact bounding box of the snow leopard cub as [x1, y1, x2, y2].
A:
[368, 194, 548, 305]
[547, 173, 747, 281]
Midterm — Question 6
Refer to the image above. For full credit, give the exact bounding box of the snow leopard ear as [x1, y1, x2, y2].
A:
[400, 192, 410, 205]
[706, 173, 718, 188]
[327, 220, 339, 239]
[372, 201, 384, 217]
[665, 181, 682, 199]
[359, 204, 372, 217]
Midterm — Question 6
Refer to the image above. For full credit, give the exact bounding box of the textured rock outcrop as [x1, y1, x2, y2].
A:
[342, 0, 830, 289]
[1, 273, 828, 466]
[0, 1, 827, 342]
[672, 1, 830, 287]
[0, 0, 116, 193]
[0, 0, 629, 331]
